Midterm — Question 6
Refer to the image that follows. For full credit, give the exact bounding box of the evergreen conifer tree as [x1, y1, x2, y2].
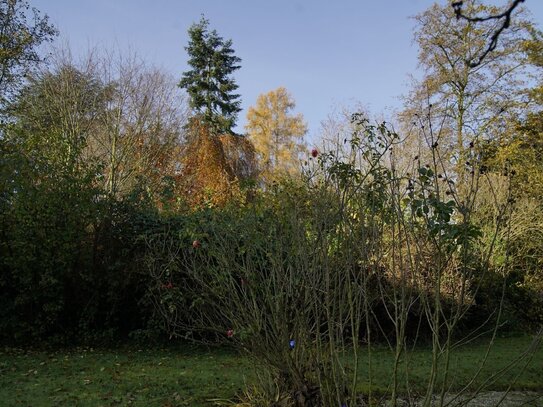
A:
[179, 17, 241, 134]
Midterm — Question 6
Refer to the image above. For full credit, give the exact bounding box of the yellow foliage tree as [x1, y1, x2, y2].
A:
[245, 87, 307, 183]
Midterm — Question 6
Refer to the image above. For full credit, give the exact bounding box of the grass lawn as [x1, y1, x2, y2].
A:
[0, 335, 541, 406]
[349, 334, 543, 397]
[0, 345, 251, 406]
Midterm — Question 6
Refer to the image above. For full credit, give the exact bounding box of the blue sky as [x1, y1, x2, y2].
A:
[34, 0, 543, 139]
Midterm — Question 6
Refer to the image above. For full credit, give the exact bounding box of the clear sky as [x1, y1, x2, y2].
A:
[34, 0, 543, 139]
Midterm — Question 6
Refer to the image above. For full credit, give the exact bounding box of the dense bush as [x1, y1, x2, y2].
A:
[0, 158, 164, 344]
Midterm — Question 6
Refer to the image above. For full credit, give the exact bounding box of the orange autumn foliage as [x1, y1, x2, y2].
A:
[178, 118, 257, 208]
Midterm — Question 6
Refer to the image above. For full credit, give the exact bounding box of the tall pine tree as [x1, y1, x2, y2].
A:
[179, 17, 241, 134]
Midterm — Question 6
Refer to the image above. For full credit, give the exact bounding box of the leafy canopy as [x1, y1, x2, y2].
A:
[0, 0, 57, 104]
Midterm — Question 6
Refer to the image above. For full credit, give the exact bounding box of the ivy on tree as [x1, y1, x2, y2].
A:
[179, 17, 241, 134]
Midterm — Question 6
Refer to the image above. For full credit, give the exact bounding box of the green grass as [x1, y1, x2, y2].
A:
[0, 335, 541, 406]
[348, 335, 543, 396]
[0, 345, 252, 406]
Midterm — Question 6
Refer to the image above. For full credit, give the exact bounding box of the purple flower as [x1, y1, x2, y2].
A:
[289, 339, 295, 349]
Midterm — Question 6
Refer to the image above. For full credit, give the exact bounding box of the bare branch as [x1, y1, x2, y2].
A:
[451, 0, 526, 67]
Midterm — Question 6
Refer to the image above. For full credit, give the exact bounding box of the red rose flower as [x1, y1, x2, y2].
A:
[226, 329, 234, 338]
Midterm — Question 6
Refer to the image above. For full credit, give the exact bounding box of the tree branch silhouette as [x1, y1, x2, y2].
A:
[452, 0, 525, 67]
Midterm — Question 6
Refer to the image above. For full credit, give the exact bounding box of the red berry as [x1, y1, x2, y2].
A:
[311, 148, 318, 158]
[192, 240, 201, 248]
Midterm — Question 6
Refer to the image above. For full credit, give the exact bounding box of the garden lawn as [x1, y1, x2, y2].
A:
[0, 345, 251, 406]
[0, 335, 541, 406]
[349, 334, 543, 396]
